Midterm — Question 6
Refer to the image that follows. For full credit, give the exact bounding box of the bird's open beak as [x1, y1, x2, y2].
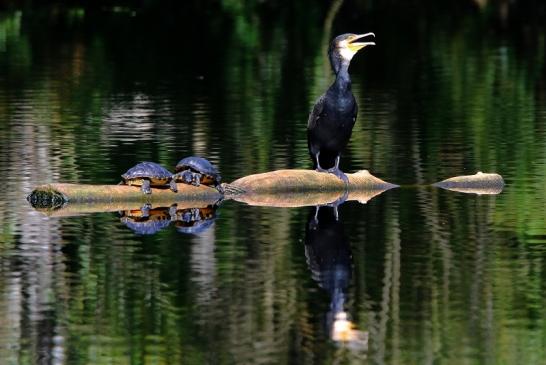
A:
[348, 32, 375, 52]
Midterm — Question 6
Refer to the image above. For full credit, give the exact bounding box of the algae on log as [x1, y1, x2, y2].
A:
[226, 169, 398, 207]
[432, 172, 504, 194]
[28, 183, 223, 209]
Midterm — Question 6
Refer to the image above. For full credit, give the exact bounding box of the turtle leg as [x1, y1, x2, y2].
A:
[169, 179, 178, 193]
[169, 204, 178, 220]
[141, 179, 152, 194]
[215, 182, 225, 194]
[141, 203, 152, 218]
[191, 208, 202, 221]
[180, 208, 201, 222]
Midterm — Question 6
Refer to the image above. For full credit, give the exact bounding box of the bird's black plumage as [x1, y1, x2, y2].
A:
[307, 33, 375, 182]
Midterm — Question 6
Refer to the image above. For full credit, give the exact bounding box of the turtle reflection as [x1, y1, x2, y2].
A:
[172, 205, 218, 235]
[304, 205, 368, 349]
[119, 204, 174, 235]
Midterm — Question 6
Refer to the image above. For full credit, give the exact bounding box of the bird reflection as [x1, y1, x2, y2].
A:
[304, 205, 368, 349]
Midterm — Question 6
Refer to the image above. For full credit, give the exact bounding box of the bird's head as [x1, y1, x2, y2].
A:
[328, 33, 375, 73]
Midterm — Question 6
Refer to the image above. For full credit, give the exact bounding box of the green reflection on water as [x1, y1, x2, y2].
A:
[0, 3, 545, 364]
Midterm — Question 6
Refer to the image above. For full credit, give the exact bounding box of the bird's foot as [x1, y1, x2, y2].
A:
[326, 190, 349, 220]
[327, 167, 349, 185]
[309, 206, 320, 230]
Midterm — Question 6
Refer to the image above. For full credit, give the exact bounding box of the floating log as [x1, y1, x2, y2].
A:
[28, 170, 505, 214]
[432, 172, 504, 195]
[28, 183, 223, 210]
[28, 170, 398, 212]
[226, 169, 398, 207]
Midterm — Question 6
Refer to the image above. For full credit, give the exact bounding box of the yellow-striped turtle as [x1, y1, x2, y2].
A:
[173, 156, 222, 192]
[119, 204, 175, 235]
[173, 205, 217, 235]
[120, 162, 178, 194]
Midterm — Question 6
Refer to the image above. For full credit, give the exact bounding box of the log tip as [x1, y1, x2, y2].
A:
[351, 170, 400, 189]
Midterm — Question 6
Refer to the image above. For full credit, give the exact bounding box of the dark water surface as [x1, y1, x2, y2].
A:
[1, 5, 545, 365]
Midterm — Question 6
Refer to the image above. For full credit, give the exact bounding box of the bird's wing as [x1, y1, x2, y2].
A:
[307, 94, 326, 130]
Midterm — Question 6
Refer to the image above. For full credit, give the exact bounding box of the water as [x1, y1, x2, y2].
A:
[1, 4, 545, 364]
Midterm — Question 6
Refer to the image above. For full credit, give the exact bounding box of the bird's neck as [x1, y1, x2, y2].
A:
[333, 61, 351, 93]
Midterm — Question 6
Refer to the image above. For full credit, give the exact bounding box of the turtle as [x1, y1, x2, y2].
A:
[173, 205, 217, 235]
[173, 156, 223, 192]
[119, 204, 174, 235]
[120, 162, 178, 194]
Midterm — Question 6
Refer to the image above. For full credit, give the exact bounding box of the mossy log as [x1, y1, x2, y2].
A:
[432, 172, 504, 194]
[28, 183, 223, 210]
[226, 169, 398, 207]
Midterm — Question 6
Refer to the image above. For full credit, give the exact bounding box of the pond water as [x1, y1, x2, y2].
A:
[0, 4, 545, 365]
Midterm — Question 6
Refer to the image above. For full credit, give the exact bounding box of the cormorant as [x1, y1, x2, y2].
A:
[307, 33, 375, 183]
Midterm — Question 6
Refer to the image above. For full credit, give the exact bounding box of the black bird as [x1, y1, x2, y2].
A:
[307, 33, 375, 183]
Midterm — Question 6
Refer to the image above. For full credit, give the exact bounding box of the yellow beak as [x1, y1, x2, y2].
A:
[347, 32, 376, 53]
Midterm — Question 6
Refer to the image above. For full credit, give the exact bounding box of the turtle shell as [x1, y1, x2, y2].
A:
[121, 217, 172, 235]
[175, 157, 220, 183]
[120, 206, 172, 235]
[173, 205, 217, 235]
[122, 162, 173, 184]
